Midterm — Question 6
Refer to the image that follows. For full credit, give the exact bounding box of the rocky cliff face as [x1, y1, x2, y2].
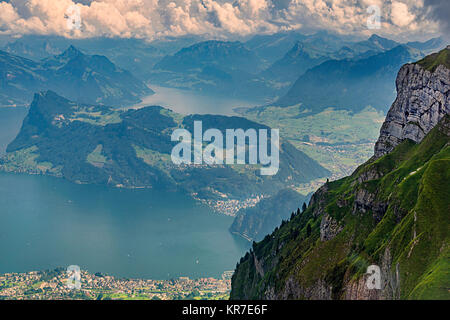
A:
[231, 48, 450, 300]
[375, 47, 450, 158]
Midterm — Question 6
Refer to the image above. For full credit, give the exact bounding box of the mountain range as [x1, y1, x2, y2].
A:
[275, 45, 424, 113]
[148, 33, 444, 104]
[149, 40, 268, 98]
[259, 41, 330, 85]
[0, 45, 153, 107]
[2, 32, 445, 108]
[261, 33, 414, 84]
[1, 34, 203, 80]
[230, 48, 450, 300]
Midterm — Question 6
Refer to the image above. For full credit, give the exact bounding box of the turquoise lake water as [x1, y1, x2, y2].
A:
[0, 91, 252, 279]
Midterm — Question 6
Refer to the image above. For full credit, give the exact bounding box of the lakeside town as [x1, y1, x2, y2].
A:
[198, 195, 265, 216]
[0, 268, 234, 300]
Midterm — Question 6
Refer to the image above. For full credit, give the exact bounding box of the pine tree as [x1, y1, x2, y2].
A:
[302, 202, 307, 212]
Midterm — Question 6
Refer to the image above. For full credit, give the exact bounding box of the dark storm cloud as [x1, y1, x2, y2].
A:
[424, 0, 450, 34]
[271, 0, 292, 10]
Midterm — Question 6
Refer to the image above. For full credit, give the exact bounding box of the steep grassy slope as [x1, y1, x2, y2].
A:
[231, 116, 450, 300]
[416, 45, 450, 72]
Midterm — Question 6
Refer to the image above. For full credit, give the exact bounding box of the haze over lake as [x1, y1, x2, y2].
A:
[0, 90, 253, 279]
[132, 85, 260, 115]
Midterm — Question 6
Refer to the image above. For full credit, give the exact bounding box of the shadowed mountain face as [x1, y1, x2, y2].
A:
[259, 34, 404, 85]
[231, 50, 450, 300]
[1, 35, 204, 80]
[0, 46, 153, 107]
[251, 34, 441, 99]
[276, 45, 424, 113]
[230, 188, 309, 242]
[244, 31, 309, 64]
[350, 34, 399, 53]
[260, 42, 330, 83]
[149, 40, 268, 98]
[154, 40, 265, 74]
[3, 36, 70, 61]
[0, 91, 329, 203]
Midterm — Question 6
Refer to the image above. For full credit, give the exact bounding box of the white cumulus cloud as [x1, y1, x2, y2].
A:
[0, 0, 442, 40]
[391, 1, 415, 27]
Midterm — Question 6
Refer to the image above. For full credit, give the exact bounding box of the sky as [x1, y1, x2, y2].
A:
[0, 0, 448, 42]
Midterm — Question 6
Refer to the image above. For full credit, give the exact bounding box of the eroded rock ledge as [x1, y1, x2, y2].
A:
[374, 63, 449, 158]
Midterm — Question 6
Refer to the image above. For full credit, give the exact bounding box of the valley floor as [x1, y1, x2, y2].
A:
[239, 105, 385, 181]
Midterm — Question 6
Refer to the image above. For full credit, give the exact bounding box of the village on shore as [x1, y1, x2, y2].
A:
[0, 268, 234, 300]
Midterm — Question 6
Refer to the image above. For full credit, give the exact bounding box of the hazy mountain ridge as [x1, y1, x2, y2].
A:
[148, 33, 443, 103]
[276, 45, 424, 113]
[268, 36, 445, 113]
[258, 34, 401, 86]
[154, 40, 264, 74]
[259, 41, 330, 84]
[149, 40, 269, 99]
[3, 32, 444, 106]
[243, 31, 309, 64]
[1, 35, 203, 80]
[0, 49, 45, 106]
[0, 46, 153, 107]
[230, 50, 450, 300]
[148, 32, 354, 100]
